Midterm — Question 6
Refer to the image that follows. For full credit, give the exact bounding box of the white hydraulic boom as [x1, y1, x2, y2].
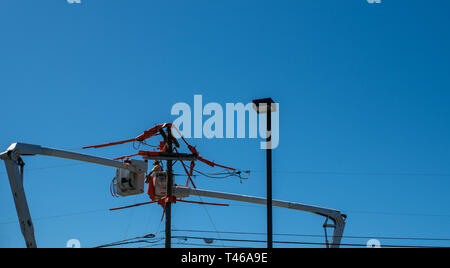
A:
[1, 142, 346, 248]
[0, 143, 148, 248]
[173, 186, 346, 248]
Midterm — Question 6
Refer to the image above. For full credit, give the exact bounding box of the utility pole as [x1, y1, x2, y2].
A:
[252, 98, 275, 249]
[165, 128, 174, 248]
[266, 105, 273, 249]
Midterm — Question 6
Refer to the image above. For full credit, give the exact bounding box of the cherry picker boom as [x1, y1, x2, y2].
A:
[0, 142, 148, 248]
[1, 142, 347, 248]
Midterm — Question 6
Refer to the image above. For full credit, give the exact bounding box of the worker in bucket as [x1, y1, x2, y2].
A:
[146, 161, 162, 183]
[146, 160, 168, 201]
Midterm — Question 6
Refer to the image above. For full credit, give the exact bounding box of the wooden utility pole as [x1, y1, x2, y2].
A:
[165, 128, 174, 248]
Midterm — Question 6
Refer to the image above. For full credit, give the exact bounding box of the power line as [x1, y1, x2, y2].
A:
[139, 242, 249, 248]
[3, 162, 449, 178]
[94, 233, 163, 248]
[2, 204, 450, 227]
[139, 243, 166, 248]
[172, 229, 450, 242]
[197, 195, 226, 247]
[225, 203, 450, 218]
[172, 235, 447, 248]
[93, 231, 450, 248]
[0, 163, 87, 176]
[96, 238, 164, 248]
[0, 208, 108, 225]
[174, 242, 248, 248]
[253, 170, 450, 177]
[343, 210, 450, 218]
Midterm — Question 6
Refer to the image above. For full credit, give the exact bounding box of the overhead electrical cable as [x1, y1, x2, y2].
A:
[172, 229, 450, 242]
[171, 235, 447, 248]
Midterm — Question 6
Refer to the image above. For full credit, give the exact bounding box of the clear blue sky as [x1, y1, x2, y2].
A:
[1, 0, 450, 248]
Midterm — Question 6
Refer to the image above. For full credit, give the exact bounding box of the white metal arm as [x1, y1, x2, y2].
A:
[174, 186, 347, 248]
[0, 143, 147, 248]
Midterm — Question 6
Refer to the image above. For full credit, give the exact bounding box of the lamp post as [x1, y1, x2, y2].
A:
[252, 98, 276, 249]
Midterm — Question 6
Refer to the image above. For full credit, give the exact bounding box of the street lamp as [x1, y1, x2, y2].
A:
[252, 97, 276, 249]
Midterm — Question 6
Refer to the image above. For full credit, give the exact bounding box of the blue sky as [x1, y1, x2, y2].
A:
[1, 0, 450, 248]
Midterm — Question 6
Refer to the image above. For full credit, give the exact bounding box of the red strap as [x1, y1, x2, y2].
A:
[172, 125, 235, 171]
[157, 195, 177, 208]
[172, 125, 194, 152]
[147, 175, 157, 201]
[86, 123, 239, 180]
[159, 141, 166, 152]
[157, 195, 176, 222]
[189, 162, 195, 177]
[181, 160, 197, 188]
[109, 201, 157, 211]
[83, 138, 136, 149]
[135, 123, 172, 142]
[197, 156, 236, 171]
[110, 196, 228, 214]
[83, 123, 172, 150]
[174, 147, 197, 189]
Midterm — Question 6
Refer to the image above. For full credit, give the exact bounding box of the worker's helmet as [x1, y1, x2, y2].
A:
[153, 160, 160, 166]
